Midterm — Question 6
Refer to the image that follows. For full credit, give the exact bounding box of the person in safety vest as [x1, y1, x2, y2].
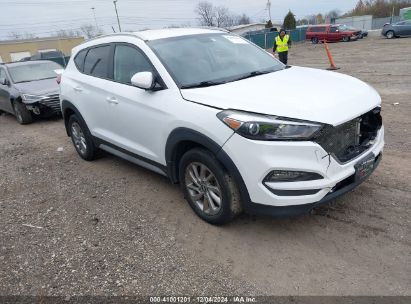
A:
[273, 29, 291, 65]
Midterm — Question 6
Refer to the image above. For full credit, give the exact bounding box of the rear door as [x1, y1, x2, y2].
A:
[318, 26, 327, 41]
[66, 44, 113, 139]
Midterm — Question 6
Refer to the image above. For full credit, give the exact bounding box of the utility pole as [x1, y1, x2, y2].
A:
[91, 7, 98, 29]
[266, 0, 272, 21]
[113, 0, 122, 32]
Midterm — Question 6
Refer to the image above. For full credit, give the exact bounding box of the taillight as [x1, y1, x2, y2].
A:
[56, 74, 62, 84]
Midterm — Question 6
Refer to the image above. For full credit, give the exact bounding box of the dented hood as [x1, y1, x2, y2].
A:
[181, 66, 381, 126]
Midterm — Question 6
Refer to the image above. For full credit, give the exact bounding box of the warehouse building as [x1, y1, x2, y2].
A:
[0, 36, 84, 63]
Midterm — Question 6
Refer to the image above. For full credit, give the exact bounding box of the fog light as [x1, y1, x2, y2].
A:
[264, 170, 323, 182]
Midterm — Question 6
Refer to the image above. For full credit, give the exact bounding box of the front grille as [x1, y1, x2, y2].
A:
[314, 108, 382, 163]
[39, 94, 61, 113]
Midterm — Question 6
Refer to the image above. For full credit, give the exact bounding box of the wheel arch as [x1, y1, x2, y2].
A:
[61, 100, 85, 137]
[165, 127, 251, 206]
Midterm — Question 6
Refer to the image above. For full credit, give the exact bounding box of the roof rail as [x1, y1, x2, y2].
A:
[84, 32, 143, 44]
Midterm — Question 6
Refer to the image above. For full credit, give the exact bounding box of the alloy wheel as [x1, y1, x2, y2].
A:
[184, 162, 222, 216]
[71, 122, 87, 155]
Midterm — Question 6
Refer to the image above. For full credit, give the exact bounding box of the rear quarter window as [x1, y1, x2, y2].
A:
[83, 45, 111, 78]
[74, 49, 87, 72]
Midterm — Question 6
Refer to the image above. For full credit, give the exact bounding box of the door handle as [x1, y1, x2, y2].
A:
[106, 97, 119, 104]
[73, 86, 83, 92]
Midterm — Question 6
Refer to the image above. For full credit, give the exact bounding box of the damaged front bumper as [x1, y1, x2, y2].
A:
[221, 126, 384, 213]
[23, 94, 61, 116]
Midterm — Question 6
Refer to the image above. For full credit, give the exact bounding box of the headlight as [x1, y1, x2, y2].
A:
[22, 94, 47, 103]
[217, 110, 323, 141]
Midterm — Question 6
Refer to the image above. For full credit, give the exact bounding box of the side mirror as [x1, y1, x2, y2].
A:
[131, 72, 155, 90]
[0, 77, 9, 86]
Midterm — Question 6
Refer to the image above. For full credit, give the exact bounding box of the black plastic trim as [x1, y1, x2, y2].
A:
[266, 189, 322, 196]
[93, 137, 168, 174]
[61, 100, 87, 136]
[165, 127, 252, 206]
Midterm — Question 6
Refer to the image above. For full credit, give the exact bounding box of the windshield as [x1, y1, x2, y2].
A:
[148, 33, 284, 89]
[338, 25, 350, 31]
[8, 61, 62, 83]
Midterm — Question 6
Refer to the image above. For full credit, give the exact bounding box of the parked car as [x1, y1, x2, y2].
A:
[382, 20, 411, 38]
[0, 60, 62, 124]
[60, 28, 384, 225]
[20, 50, 70, 67]
[306, 24, 361, 43]
[346, 25, 368, 38]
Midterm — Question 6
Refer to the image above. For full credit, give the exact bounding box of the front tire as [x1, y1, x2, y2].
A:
[342, 36, 350, 42]
[13, 100, 32, 124]
[386, 31, 395, 39]
[68, 114, 98, 161]
[311, 37, 319, 44]
[179, 148, 242, 225]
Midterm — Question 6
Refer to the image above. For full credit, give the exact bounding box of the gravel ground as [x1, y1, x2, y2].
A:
[0, 36, 410, 297]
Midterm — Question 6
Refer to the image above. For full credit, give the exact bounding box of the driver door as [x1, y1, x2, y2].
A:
[0, 68, 13, 113]
[103, 43, 170, 164]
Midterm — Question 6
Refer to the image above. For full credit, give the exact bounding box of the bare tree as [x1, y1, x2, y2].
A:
[195, 1, 252, 28]
[195, 1, 215, 26]
[215, 6, 231, 27]
[56, 29, 81, 38]
[8, 31, 22, 40]
[237, 13, 251, 25]
[79, 24, 104, 39]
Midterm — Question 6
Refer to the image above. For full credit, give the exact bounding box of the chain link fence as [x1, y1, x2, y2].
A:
[244, 28, 307, 49]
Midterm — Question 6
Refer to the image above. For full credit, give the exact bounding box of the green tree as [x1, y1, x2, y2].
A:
[283, 10, 296, 29]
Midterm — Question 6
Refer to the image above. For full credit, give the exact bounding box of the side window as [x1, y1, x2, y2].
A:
[74, 49, 87, 72]
[0, 68, 6, 83]
[83, 45, 111, 78]
[113, 45, 153, 84]
[330, 27, 338, 33]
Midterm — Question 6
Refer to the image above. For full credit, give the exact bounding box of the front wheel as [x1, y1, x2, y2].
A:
[179, 148, 242, 225]
[342, 36, 350, 42]
[386, 31, 395, 39]
[13, 100, 32, 124]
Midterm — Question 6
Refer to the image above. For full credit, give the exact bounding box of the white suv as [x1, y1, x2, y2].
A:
[60, 28, 384, 225]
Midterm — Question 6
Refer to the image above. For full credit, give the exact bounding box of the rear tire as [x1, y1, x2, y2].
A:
[13, 100, 32, 124]
[311, 37, 319, 44]
[386, 31, 395, 39]
[179, 148, 242, 225]
[68, 114, 98, 161]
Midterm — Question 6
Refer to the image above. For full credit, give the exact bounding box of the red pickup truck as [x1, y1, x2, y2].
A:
[306, 24, 361, 44]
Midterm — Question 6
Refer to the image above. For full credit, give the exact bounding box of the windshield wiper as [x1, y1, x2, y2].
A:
[181, 80, 227, 89]
[233, 70, 274, 82]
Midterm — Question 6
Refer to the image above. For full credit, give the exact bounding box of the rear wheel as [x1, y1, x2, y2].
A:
[386, 31, 395, 39]
[13, 100, 32, 124]
[179, 148, 242, 225]
[311, 37, 319, 44]
[68, 114, 98, 161]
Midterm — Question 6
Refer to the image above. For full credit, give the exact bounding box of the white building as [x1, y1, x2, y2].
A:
[227, 23, 268, 35]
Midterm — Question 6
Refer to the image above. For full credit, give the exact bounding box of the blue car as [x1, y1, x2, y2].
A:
[382, 20, 411, 39]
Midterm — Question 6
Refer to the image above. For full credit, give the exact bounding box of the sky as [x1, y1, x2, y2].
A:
[0, 0, 359, 40]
